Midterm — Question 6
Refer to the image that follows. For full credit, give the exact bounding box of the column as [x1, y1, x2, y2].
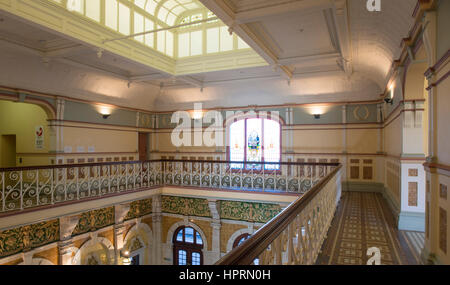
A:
[152, 195, 162, 264]
[113, 204, 130, 265]
[208, 199, 221, 263]
[58, 215, 80, 265]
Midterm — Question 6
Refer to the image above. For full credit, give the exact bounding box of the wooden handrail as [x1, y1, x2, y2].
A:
[215, 165, 342, 265]
[0, 159, 340, 172]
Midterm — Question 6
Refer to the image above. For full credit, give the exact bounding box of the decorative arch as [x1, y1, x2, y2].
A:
[0, 94, 56, 120]
[124, 222, 153, 246]
[123, 222, 153, 264]
[31, 258, 55, 265]
[226, 228, 255, 253]
[166, 221, 208, 251]
[72, 236, 114, 265]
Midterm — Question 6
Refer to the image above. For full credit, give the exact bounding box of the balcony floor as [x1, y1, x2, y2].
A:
[316, 191, 425, 265]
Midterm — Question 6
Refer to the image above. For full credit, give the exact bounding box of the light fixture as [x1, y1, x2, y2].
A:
[313, 114, 321, 119]
[190, 110, 204, 120]
[120, 249, 131, 265]
[98, 106, 112, 119]
[384, 83, 395, 105]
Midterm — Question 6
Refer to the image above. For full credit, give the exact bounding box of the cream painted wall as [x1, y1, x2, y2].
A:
[384, 114, 403, 157]
[346, 129, 379, 153]
[62, 124, 138, 154]
[291, 129, 344, 153]
[436, 65, 450, 165]
[0, 101, 51, 167]
[404, 61, 428, 100]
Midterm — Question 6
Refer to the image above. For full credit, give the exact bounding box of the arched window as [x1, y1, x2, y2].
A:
[233, 233, 251, 249]
[232, 233, 259, 265]
[173, 226, 203, 265]
[228, 117, 281, 170]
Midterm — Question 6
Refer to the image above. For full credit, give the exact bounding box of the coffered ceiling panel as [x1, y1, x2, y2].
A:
[246, 10, 336, 59]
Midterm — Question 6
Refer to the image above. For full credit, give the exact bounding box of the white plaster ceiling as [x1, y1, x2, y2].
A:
[348, 0, 417, 88]
[0, 0, 418, 111]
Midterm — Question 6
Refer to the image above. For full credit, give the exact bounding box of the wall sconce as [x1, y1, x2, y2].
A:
[120, 249, 131, 265]
[190, 110, 204, 120]
[313, 114, 321, 119]
[98, 106, 112, 119]
[384, 83, 395, 105]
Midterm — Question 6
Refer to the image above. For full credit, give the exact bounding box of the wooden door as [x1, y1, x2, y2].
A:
[138, 133, 148, 161]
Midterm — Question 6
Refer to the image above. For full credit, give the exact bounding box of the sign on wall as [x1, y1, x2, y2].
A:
[35, 126, 44, 149]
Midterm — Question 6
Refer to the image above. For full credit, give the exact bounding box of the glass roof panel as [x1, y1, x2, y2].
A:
[183, 3, 199, 10]
[134, 0, 146, 9]
[146, 0, 159, 14]
[158, 6, 169, 21]
[171, 5, 185, 15]
[163, 0, 178, 10]
[166, 13, 177, 26]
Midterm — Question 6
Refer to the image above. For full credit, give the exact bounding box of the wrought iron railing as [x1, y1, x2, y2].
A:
[0, 160, 340, 214]
[215, 165, 342, 265]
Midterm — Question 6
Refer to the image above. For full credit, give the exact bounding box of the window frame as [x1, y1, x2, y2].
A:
[172, 226, 204, 265]
[226, 113, 283, 172]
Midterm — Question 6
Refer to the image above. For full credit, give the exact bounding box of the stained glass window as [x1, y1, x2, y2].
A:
[229, 118, 281, 170]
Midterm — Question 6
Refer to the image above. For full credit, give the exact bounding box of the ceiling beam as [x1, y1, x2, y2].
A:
[129, 73, 168, 82]
[277, 52, 341, 65]
[177, 76, 204, 88]
[332, 0, 353, 76]
[200, 0, 295, 80]
[44, 44, 86, 58]
[234, 0, 334, 24]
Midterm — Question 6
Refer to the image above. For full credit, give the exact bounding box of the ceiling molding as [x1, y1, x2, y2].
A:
[234, 0, 334, 24]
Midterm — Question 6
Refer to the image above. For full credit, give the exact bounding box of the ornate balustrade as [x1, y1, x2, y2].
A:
[215, 165, 342, 265]
[0, 160, 339, 214]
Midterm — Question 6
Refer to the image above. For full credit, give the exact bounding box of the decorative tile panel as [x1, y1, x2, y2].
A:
[350, 166, 359, 179]
[0, 219, 59, 258]
[219, 201, 281, 223]
[439, 207, 447, 254]
[161, 196, 211, 218]
[408, 169, 418, 177]
[125, 198, 153, 220]
[440, 184, 447, 200]
[363, 167, 373, 180]
[72, 207, 115, 236]
[408, 182, 418, 207]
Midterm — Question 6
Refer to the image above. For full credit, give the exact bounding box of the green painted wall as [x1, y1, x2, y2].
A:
[64, 101, 137, 127]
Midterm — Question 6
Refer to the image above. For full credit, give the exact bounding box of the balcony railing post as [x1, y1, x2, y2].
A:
[76, 167, 79, 200]
[240, 166, 243, 190]
[36, 170, 40, 207]
[1, 172, 4, 212]
[262, 165, 265, 192]
[19, 171, 23, 210]
[285, 164, 288, 192]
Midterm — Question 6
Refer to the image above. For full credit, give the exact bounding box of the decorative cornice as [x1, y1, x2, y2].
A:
[424, 49, 450, 78]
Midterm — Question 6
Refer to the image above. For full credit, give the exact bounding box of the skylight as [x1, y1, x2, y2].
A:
[51, 0, 251, 59]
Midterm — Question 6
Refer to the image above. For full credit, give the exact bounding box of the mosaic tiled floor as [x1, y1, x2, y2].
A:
[399, 231, 425, 264]
[316, 192, 423, 265]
